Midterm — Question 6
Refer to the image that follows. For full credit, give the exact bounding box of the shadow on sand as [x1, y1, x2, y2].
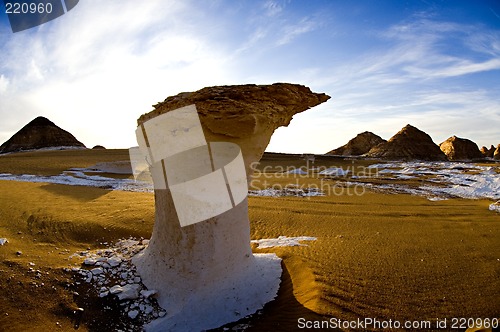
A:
[213, 259, 340, 332]
[40, 183, 110, 201]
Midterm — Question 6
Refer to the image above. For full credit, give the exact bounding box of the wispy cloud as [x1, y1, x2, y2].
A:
[276, 17, 317, 46]
[382, 19, 500, 79]
[262, 0, 288, 17]
[1, 2, 499, 153]
[465, 30, 500, 57]
[271, 17, 500, 152]
[411, 58, 500, 78]
[319, 17, 500, 89]
[233, 27, 268, 55]
[0, 0, 234, 148]
[490, 7, 500, 20]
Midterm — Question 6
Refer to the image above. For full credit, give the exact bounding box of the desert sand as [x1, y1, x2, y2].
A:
[0, 149, 499, 331]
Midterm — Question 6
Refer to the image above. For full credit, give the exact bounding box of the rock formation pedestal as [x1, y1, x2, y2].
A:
[131, 83, 330, 331]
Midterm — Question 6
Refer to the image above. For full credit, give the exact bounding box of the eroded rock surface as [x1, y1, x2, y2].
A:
[138, 83, 329, 174]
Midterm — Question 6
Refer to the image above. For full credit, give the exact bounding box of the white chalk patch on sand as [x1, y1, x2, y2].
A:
[251, 236, 317, 249]
[0, 170, 153, 192]
[70, 239, 282, 331]
[489, 201, 500, 213]
[1, 161, 497, 204]
[318, 167, 350, 176]
[427, 196, 448, 201]
[361, 162, 500, 201]
[281, 168, 308, 175]
[145, 253, 282, 332]
[69, 238, 167, 327]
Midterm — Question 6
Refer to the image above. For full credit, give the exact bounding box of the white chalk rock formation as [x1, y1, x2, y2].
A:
[131, 83, 330, 331]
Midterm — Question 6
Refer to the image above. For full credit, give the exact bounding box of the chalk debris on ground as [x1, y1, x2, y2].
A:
[251, 236, 317, 249]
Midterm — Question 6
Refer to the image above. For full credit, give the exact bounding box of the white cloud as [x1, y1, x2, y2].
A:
[424, 58, 500, 77]
[324, 18, 500, 93]
[386, 20, 500, 79]
[465, 30, 500, 56]
[0, 3, 499, 153]
[265, 18, 500, 153]
[0, 0, 235, 148]
[28, 59, 44, 81]
[0, 74, 8, 94]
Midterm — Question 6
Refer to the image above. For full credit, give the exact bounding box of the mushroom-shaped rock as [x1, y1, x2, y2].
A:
[131, 83, 330, 331]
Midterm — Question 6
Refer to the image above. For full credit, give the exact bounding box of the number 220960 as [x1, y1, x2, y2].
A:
[451, 317, 498, 329]
[5, 2, 53, 14]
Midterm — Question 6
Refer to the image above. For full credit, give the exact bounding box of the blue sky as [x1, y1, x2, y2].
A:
[0, 0, 499, 153]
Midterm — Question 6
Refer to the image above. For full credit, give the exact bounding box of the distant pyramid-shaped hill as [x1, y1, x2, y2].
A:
[0, 116, 86, 154]
[326, 131, 386, 156]
[366, 124, 447, 161]
[439, 136, 483, 161]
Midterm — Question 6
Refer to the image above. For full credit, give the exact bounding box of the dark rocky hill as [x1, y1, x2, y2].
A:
[326, 131, 385, 156]
[0, 116, 86, 154]
[366, 124, 447, 161]
[439, 136, 483, 161]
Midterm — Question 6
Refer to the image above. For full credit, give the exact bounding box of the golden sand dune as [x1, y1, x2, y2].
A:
[0, 149, 499, 331]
